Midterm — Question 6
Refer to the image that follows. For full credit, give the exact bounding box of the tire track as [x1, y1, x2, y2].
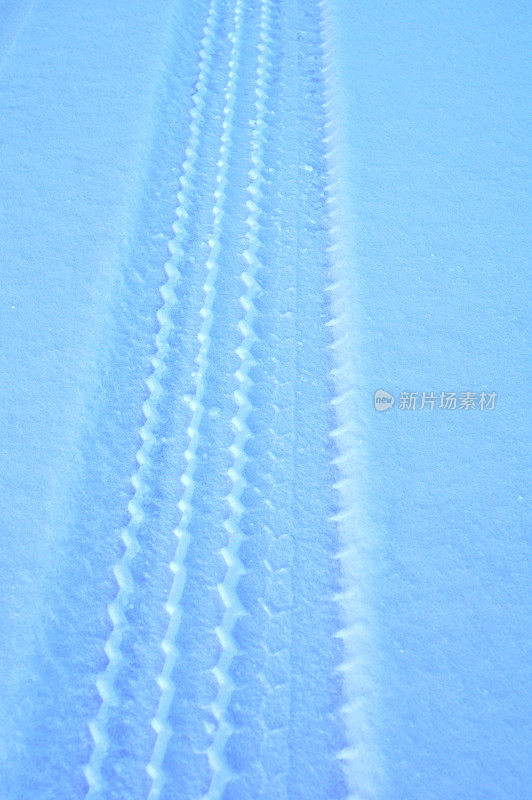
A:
[284, 2, 350, 798]
[202, 0, 274, 796]
[82, 1, 224, 795]
[318, 2, 382, 797]
[145, 1, 247, 796]
[85, 1, 368, 798]
[187, 0, 297, 795]
[101, 5, 239, 795]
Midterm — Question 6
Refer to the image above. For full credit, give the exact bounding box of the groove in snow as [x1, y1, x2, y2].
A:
[145, 1, 246, 797]
[82, 0, 223, 796]
[201, 0, 274, 796]
[319, 1, 383, 798]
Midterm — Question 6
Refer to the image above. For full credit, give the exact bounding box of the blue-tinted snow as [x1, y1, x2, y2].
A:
[0, 0, 183, 791]
[0, 0, 529, 798]
[329, 0, 531, 797]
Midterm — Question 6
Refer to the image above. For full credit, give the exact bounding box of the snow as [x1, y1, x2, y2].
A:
[327, 0, 531, 797]
[0, 0, 530, 798]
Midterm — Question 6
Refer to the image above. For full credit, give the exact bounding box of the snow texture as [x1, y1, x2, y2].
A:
[0, 0, 529, 799]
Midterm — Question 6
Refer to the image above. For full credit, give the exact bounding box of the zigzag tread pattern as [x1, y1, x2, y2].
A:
[82, 0, 223, 796]
[145, 1, 247, 797]
[318, 0, 381, 798]
[201, 0, 275, 797]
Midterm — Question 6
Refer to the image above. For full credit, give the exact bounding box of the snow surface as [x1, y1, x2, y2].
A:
[0, 0, 530, 798]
